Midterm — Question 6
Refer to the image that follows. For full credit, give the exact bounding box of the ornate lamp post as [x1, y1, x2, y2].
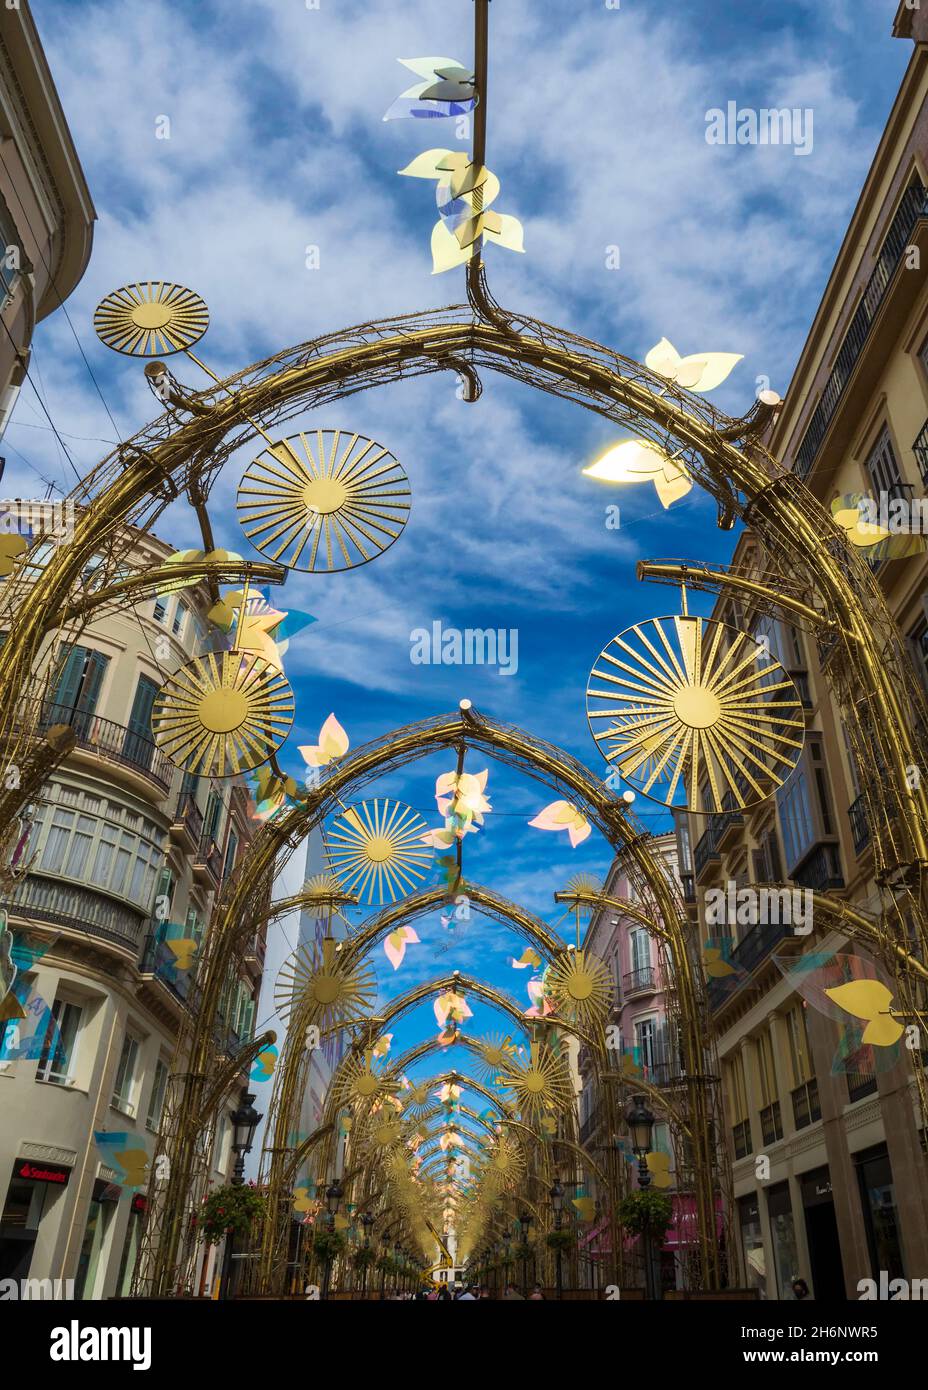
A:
[626, 1095, 657, 1300]
[220, 1090, 261, 1301]
[359, 1212, 375, 1299]
[550, 1175, 565, 1301]
[321, 1176, 343, 1300]
[518, 1212, 531, 1297]
[378, 1236, 389, 1301]
[393, 1242, 402, 1299]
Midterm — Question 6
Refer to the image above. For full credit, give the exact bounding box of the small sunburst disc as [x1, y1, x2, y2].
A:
[93, 282, 209, 356]
[151, 650, 294, 778]
[237, 429, 411, 573]
[586, 615, 805, 813]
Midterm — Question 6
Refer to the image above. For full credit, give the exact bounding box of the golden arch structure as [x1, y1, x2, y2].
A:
[2, 0, 928, 1295]
[0, 293, 927, 1291]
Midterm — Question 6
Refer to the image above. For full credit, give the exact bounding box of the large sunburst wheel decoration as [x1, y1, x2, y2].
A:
[274, 937, 376, 1032]
[331, 1051, 402, 1109]
[93, 281, 209, 356]
[326, 798, 433, 905]
[473, 1033, 520, 1085]
[586, 614, 805, 813]
[480, 1135, 525, 1194]
[495, 1041, 574, 1121]
[547, 949, 613, 1028]
[151, 650, 295, 777]
[237, 429, 411, 573]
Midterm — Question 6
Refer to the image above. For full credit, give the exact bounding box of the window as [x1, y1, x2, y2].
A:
[865, 426, 903, 495]
[45, 645, 109, 732]
[146, 1057, 169, 1132]
[203, 792, 223, 845]
[775, 739, 835, 872]
[0, 199, 24, 300]
[785, 1003, 812, 1087]
[222, 829, 238, 881]
[36, 787, 165, 911]
[112, 1032, 140, 1112]
[36, 999, 82, 1084]
[153, 598, 167, 623]
[757, 1031, 779, 1107]
[172, 602, 186, 637]
[909, 618, 928, 695]
[634, 1017, 656, 1070]
[629, 929, 650, 975]
[752, 827, 782, 884]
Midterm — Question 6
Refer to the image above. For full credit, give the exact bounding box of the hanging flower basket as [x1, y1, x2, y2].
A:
[311, 1229, 347, 1264]
[196, 1183, 266, 1245]
[617, 1190, 673, 1243]
[545, 1229, 576, 1254]
[353, 1245, 376, 1271]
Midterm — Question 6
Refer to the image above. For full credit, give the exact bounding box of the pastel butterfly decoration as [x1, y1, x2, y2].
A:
[299, 713, 349, 768]
[644, 337, 743, 393]
[528, 800, 591, 847]
[385, 927, 420, 970]
[384, 57, 477, 122]
[583, 439, 693, 509]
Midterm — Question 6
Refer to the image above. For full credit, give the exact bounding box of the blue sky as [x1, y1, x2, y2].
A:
[11, 0, 912, 1131]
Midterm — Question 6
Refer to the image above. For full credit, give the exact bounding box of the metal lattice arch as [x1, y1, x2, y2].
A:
[0, 298, 926, 1293]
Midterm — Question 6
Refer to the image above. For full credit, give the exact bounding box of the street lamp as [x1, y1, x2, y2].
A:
[320, 1177, 344, 1300]
[550, 1175, 565, 1301]
[221, 1090, 262, 1301]
[360, 1212, 374, 1300]
[626, 1094, 658, 1300]
[518, 1212, 531, 1297]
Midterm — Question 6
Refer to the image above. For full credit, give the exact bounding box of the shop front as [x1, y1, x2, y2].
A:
[0, 1157, 71, 1281]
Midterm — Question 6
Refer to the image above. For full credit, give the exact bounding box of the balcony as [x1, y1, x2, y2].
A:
[3, 873, 147, 952]
[579, 1103, 602, 1146]
[139, 929, 198, 1004]
[694, 810, 745, 882]
[847, 1068, 878, 1104]
[791, 1078, 821, 1131]
[623, 966, 656, 997]
[708, 916, 793, 1011]
[914, 419, 928, 486]
[193, 833, 222, 887]
[795, 181, 928, 479]
[792, 843, 844, 892]
[679, 871, 696, 905]
[35, 699, 173, 796]
[848, 794, 871, 857]
[170, 793, 204, 851]
[789, 670, 813, 710]
[759, 1100, 783, 1146]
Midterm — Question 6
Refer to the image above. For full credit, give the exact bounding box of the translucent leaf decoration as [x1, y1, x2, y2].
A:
[528, 799, 592, 847]
[398, 149, 524, 274]
[384, 56, 478, 121]
[573, 1195, 596, 1222]
[158, 548, 243, 596]
[510, 947, 542, 971]
[830, 494, 927, 564]
[583, 439, 693, 511]
[372, 1033, 393, 1058]
[299, 713, 349, 767]
[385, 926, 420, 971]
[773, 951, 906, 1077]
[93, 1132, 150, 1190]
[434, 989, 473, 1028]
[250, 1043, 278, 1082]
[644, 337, 743, 392]
[0, 534, 28, 579]
[435, 1081, 461, 1103]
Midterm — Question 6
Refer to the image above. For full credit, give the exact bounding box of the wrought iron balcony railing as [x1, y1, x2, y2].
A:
[194, 833, 223, 884]
[848, 794, 871, 857]
[792, 842, 844, 892]
[914, 419, 928, 486]
[622, 966, 656, 996]
[4, 873, 147, 951]
[36, 699, 173, 794]
[790, 1078, 821, 1131]
[171, 792, 204, 845]
[795, 182, 928, 478]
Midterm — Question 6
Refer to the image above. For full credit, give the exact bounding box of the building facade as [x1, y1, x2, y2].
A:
[0, 1, 95, 436]
[577, 832, 683, 1289]
[689, 1, 928, 1300]
[0, 528, 262, 1298]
